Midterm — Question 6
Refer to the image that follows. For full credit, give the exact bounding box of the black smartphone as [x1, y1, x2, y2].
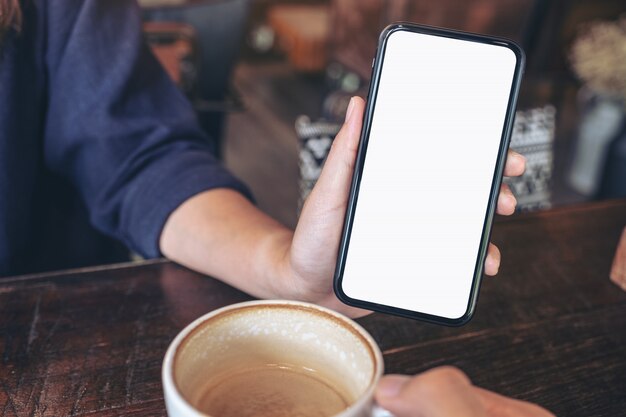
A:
[334, 23, 524, 326]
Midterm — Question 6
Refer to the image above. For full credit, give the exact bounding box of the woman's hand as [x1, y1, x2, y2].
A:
[286, 97, 526, 316]
[161, 96, 525, 317]
[376, 367, 554, 417]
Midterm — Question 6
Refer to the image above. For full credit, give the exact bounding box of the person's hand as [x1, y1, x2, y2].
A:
[376, 367, 555, 417]
[286, 96, 526, 316]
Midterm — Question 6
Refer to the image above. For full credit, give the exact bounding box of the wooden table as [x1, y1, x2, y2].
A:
[1, 199, 625, 416]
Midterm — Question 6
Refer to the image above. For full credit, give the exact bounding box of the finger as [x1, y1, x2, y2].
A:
[496, 184, 516, 216]
[485, 243, 501, 276]
[376, 368, 484, 417]
[504, 151, 526, 177]
[475, 387, 556, 417]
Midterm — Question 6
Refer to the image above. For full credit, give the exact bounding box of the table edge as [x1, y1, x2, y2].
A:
[0, 258, 170, 284]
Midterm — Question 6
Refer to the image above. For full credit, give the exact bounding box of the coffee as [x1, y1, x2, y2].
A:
[195, 363, 353, 417]
[163, 301, 384, 417]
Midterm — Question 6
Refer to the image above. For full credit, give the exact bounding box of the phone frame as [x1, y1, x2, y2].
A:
[333, 23, 525, 326]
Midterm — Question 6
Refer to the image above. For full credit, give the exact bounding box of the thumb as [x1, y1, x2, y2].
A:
[288, 96, 368, 317]
[376, 375, 418, 416]
[376, 369, 484, 417]
[305, 96, 365, 214]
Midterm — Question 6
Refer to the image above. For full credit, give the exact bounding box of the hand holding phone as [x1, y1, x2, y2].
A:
[333, 23, 525, 325]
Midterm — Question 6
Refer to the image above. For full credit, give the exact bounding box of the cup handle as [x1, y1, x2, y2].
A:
[371, 404, 395, 417]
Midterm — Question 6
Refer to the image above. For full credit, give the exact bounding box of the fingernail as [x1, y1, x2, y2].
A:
[345, 97, 356, 123]
[486, 256, 499, 275]
[377, 375, 408, 398]
[512, 152, 526, 165]
[487, 247, 501, 274]
[505, 187, 516, 201]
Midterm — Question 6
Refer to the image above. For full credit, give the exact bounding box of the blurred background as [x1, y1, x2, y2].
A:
[140, 0, 626, 229]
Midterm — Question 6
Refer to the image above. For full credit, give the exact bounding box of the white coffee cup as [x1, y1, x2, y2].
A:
[162, 300, 390, 417]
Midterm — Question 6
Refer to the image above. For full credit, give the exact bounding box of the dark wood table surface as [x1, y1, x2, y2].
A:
[1, 199, 626, 416]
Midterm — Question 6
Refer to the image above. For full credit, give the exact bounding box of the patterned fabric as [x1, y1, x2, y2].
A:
[295, 116, 341, 210]
[505, 105, 555, 211]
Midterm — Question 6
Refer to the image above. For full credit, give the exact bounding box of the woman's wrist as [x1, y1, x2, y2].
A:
[256, 229, 298, 300]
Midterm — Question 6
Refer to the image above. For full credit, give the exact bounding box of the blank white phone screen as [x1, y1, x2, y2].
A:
[341, 29, 517, 319]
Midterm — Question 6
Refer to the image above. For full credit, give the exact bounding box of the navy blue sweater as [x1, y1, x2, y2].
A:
[0, 0, 248, 276]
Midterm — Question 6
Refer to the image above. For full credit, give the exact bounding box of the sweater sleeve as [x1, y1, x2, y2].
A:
[43, 0, 251, 257]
